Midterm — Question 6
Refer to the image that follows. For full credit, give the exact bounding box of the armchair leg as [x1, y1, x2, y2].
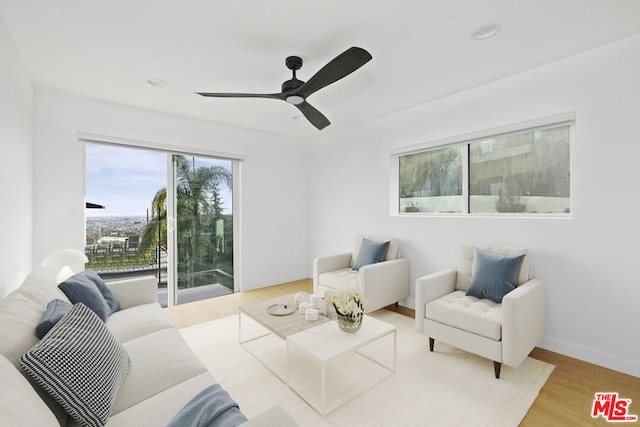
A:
[429, 338, 434, 352]
[493, 361, 501, 379]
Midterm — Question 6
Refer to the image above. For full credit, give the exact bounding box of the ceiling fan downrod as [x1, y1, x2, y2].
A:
[282, 55, 305, 98]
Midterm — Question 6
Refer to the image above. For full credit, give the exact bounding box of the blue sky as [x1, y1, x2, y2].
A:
[86, 144, 232, 217]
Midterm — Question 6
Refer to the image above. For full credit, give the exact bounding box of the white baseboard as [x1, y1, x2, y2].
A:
[538, 337, 640, 378]
[242, 274, 310, 292]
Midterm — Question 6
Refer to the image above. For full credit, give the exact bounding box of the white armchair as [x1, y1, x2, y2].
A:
[313, 235, 409, 313]
[415, 244, 546, 378]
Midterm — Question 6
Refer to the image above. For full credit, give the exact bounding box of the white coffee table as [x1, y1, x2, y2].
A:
[239, 293, 331, 381]
[286, 315, 396, 416]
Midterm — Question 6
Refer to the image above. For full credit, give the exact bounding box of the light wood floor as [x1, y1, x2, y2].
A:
[165, 279, 640, 426]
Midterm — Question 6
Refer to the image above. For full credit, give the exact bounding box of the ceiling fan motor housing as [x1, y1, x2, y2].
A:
[282, 77, 304, 93]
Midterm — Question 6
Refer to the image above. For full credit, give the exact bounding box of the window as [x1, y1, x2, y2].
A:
[399, 146, 463, 213]
[469, 126, 570, 214]
[85, 140, 238, 307]
[394, 114, 573, 216]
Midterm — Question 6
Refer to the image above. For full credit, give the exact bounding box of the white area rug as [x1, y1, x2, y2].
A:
[179, 310, 553, 426]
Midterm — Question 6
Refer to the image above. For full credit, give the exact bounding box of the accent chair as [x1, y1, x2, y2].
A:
[313, 234, 410, 313]
[414, 244, 546, 378]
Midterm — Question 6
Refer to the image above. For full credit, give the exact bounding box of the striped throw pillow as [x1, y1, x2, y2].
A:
[19, 303, 131, 427]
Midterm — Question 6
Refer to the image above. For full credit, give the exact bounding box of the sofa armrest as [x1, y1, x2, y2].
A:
[313, 252, 352, 291]
[502, 278, 546, 367]
[359, 258, 409, 312]
[414, 269, 457, 333]
[107, 275, 158, 310]
[240, 405, 299, 427]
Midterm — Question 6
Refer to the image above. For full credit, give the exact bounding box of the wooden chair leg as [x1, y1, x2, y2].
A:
[429, 337, 435, 352]
[494, 361, 502, 379]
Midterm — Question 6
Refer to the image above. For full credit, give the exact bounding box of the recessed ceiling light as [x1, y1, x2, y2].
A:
[471, 23, 502, 41]
[147, 78, 168, 88]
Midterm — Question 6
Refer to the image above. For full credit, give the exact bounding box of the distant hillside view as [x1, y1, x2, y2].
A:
[86, 215, 147, 245]
[85, 215, 156, 271]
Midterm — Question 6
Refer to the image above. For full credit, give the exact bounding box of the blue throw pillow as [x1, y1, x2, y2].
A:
[36, 299, 73, 339]
[466, 250, 525, 303]
[352, 238, 390, 271]
[82, 270, 121, 314]
[58, 271, 119, 322]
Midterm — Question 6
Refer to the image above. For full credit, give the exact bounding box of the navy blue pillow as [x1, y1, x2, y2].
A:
[82, 270, 121, 313]
[58, 271, 119, 322]
[466, 250, 525, 303]
[352, 238, 390, 271]
[36, 299, 73, 339]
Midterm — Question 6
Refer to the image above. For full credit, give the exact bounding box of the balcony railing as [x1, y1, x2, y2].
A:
[85, 240, 165, 282]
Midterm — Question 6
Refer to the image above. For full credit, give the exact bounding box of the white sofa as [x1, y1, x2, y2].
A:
[414, 244, 546, 378]
[0, 271, 297, 426]
[313, 234, 410, 313]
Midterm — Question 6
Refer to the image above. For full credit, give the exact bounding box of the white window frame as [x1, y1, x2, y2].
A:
[390, 112, 575, 218]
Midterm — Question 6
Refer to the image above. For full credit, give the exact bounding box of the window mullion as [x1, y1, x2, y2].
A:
[463, 144, 470, 214]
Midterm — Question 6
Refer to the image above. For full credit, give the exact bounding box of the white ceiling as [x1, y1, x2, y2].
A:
[2, 1, 640, 140]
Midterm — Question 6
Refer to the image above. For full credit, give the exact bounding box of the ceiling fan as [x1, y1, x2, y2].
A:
[197, 46, 372, 130]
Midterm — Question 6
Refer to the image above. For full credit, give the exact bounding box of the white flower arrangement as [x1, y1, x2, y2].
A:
[329, 288, 366, 316]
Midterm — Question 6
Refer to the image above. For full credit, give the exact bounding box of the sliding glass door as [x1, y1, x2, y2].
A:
[166, 154, 234, 306]
[85, 142, 235, 307]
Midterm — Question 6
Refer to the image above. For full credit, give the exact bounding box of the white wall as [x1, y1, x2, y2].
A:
[33, 89, 309, 291]
[0, 15, 33, 297]
[5, 8, 638, 376]
[309, 35, 640, 377]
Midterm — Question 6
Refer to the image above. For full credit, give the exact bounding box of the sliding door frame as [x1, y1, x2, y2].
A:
[80, 132, 243, 306]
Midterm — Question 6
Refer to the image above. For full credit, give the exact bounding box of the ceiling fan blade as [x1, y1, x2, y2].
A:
[295, 101, 330, 130]
[295, 47, 372, 98]
[197, 92, 285, 100]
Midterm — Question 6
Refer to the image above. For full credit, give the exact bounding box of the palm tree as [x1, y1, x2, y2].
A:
[174, 156, 232, 287]
[139, 155, 232, 288]
[138, 187, 167, 256]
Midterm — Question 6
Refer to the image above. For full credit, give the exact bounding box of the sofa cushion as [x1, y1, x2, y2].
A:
[35, 298, 73, 339]
[0, 294, 43, 363]
[466, 250, 525, 303]
[318, 268, 359, 291]
[106, 303, 174, 343]
[12, 272, 71, 308]
[0, 292, 69, 425]
[111, 328, 208, 415]
[425, 290, 502, 340]
[19, 303, 131, 427]
[0, 355, 58, 426]
[352, 238, 390, 270]
[58, 270, 120, 321]
[93, 373, 215, 427]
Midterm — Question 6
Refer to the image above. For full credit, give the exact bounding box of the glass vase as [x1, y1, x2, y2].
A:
[336, 312, 363, 333]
